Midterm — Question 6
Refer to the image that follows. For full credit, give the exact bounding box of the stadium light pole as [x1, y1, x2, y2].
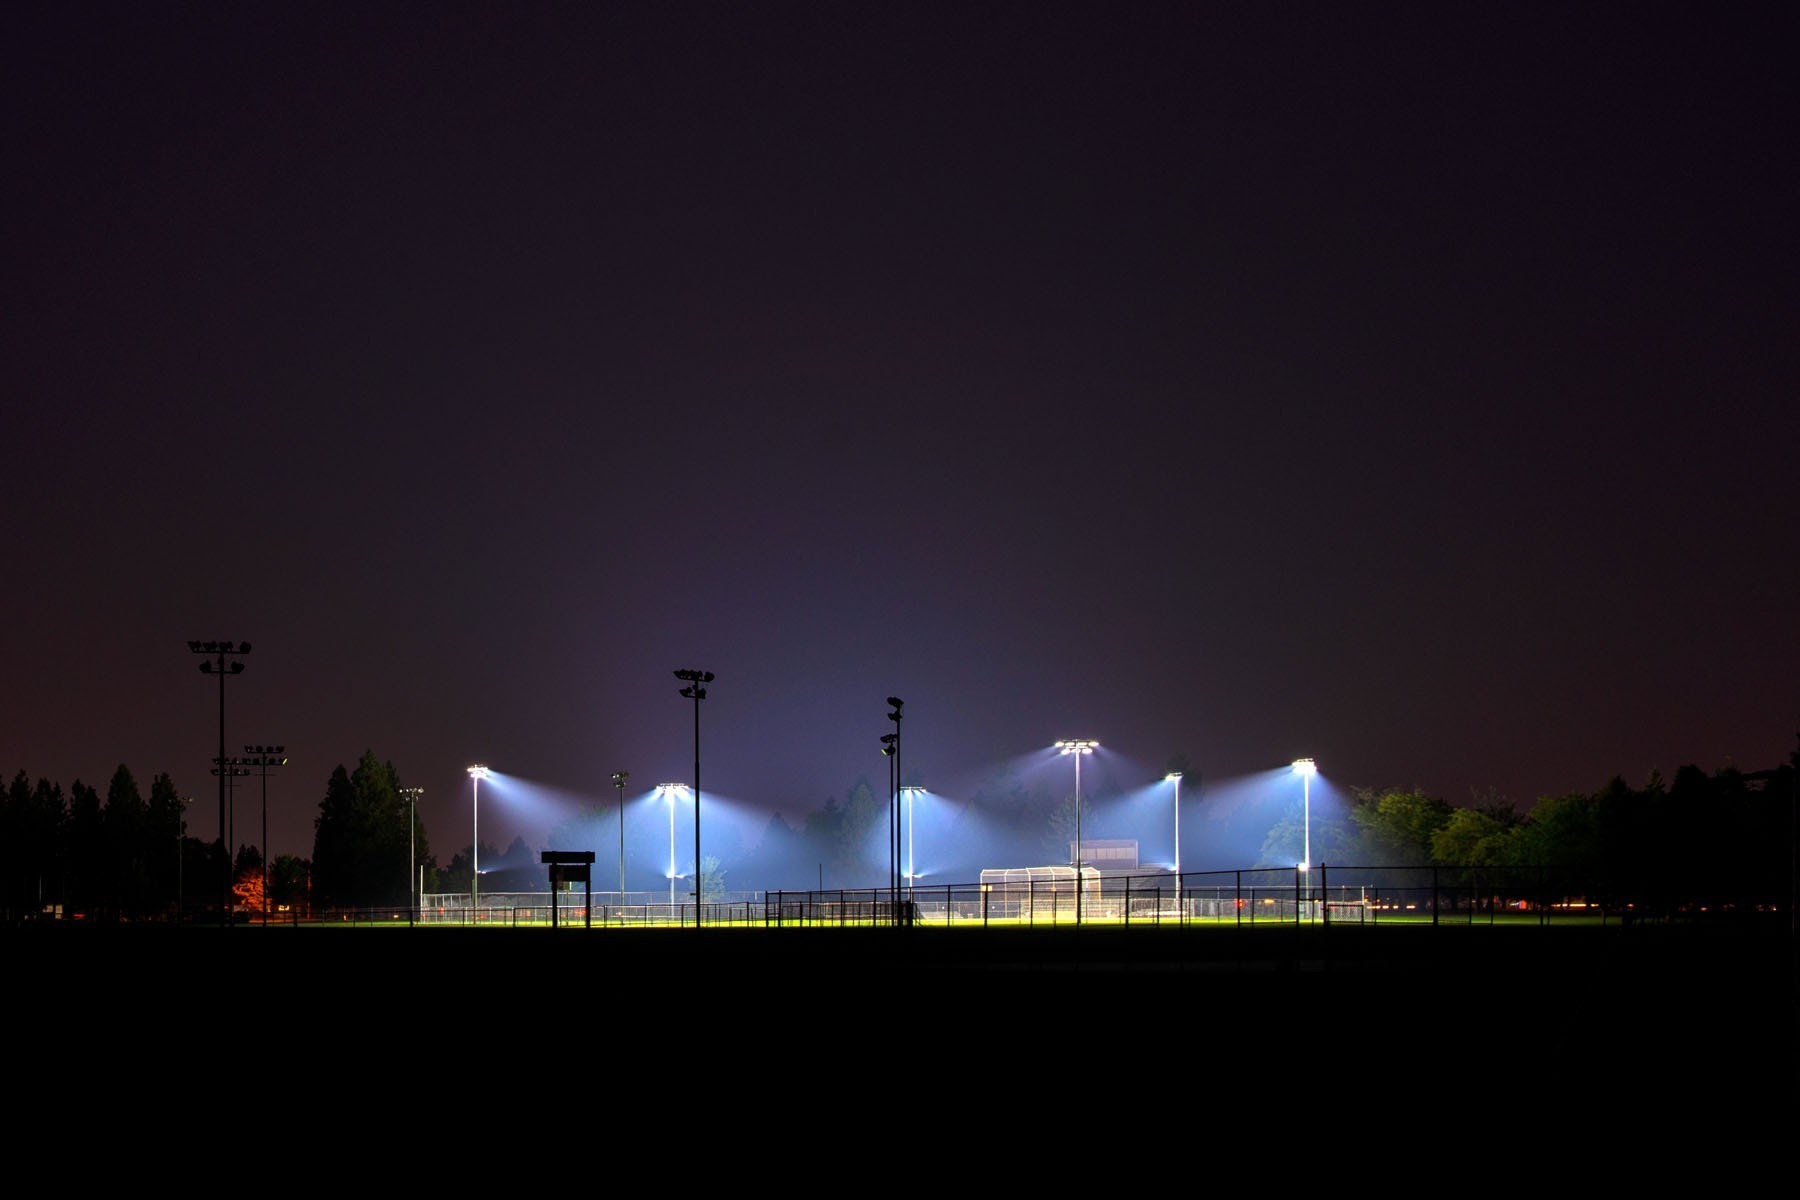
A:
[244, 746, 287, 924]
[675, 670, 712, 928]
[1166, 771, 1183, 882]
[611, 771, 629, 902]
[400, 786, 422, 925]
[467, 765, 489, 919]
[1292, 758, 1317, 873]
[658, 783, 690, 911]
[190, 639, 249, 925]
[901, 785, 926, 891]
[1056, 740, 1098, 924]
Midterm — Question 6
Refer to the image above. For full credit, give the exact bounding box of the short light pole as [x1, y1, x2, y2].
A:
[1293, 757, 1317, 912]
[176, 795, 194, 919]
[887, 697, 904, 924]
[400, 786, 423, 925]
[674, 670, 712, 928]
[611, 770, 629, 903]
[1056, 739, 1098, 924]
[212, 757, 250, 913]
[245, 746, 287, 924]
[189, 639, 250, 924]
[467, 765, 489, 920]
[880, 733, 897, 902]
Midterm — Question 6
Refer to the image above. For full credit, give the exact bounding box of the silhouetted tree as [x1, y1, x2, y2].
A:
[1, 770, 68, 920]
[66, 778, 102, 916]
[311, 750, 412, 908]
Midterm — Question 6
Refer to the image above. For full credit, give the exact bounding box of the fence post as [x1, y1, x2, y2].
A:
[1321, 863, 1330, 929]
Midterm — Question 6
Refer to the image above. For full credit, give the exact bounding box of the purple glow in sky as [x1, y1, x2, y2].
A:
[4, 3, 1793, 874]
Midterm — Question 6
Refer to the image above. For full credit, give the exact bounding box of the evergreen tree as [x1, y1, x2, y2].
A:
[311, 750, 412, 908]
[103, 764, 149, 919]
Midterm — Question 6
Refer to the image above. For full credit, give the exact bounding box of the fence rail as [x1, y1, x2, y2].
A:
[311, 863, 1749, 929]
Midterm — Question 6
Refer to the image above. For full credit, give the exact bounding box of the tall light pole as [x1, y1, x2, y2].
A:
[901, 785, 925, 891]
[245, 746, 286, 924]
[189, 639, 249, 925]
[1292, 757, 1317, 873]
[1056, 739, 1098, 924]
[467, 765, 489, 919]
[675, 670, 712, 928]
[657, 783, 690, 911]
[887, 697, 903, 924]
[611, 771, 629, 902]
[400, 786, 422, 925]
[1166, 771, 1183, 883]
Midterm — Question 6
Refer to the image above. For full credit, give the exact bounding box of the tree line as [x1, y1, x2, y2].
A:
[5, 742, 1793, 921]
[1256, 749, 1796, 910]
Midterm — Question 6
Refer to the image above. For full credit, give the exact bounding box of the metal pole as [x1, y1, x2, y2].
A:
[692, 692, 701, 929]
[613, 773, 627, 903]
[217, 659, 227, 923]
[1303, 769, 1311, 879]
[1074, 750, 1083, 925]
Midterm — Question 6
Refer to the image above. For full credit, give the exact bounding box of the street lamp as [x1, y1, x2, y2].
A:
[611, 771, 629, 902]
[1056, 739, 1098, 924]
[400, 786, 422, 925]
[657, 783, 691, 911]
[675, 669, 712, 928]
[245, 746, 286, 924]
[1292, 757, 1317, 873]
[189, 639, 250, 924]
[467, 765, 489, 918]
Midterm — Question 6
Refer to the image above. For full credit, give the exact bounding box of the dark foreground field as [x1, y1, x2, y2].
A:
[12, 916, 1793, 1107]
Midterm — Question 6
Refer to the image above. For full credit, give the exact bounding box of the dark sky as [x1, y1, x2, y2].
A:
[5, 3, 1794, 873]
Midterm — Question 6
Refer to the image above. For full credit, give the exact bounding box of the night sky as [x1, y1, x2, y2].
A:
[6, 3, 1794, 878]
